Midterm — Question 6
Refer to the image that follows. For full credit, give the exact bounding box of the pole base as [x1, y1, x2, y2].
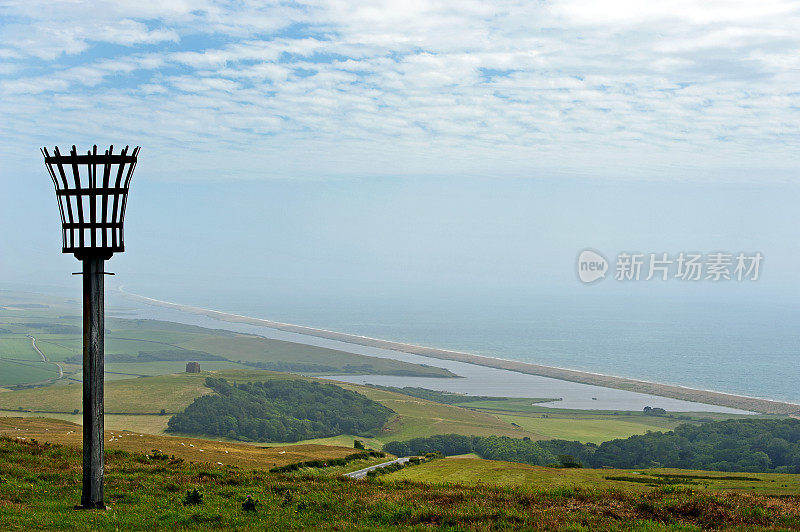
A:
[74, 503, 109, 511]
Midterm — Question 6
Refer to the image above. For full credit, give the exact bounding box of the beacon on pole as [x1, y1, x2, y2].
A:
[41, 144, 139, 509]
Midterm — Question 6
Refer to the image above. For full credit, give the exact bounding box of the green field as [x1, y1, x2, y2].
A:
[458, 397, 752, 421]
[455, 397, 754, 443]
[2, 436, 800, 530]
[494, 413, 683, 443]
[0, 373, 214, 414]
[23, 338, 78, 362]
[0, 360, 59, 386]
[0, 337, 41, 361]
[384, 456, 800, 496]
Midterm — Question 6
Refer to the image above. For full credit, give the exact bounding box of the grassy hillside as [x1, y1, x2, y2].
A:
[2, 436, 800, 530]
[0, 417, 362, 470]
[384, 456, 800, 496]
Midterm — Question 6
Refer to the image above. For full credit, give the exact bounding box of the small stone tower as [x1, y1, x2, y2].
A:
[185, 362, 201, 373]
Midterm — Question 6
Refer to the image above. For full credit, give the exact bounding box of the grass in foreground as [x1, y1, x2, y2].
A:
[2, 437, 800, 530]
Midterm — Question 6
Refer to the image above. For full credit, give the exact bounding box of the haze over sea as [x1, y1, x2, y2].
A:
[8, 176, 800, 407]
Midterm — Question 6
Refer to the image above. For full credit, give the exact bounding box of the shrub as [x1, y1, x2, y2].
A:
[150, 449, 169, 461]
[242, 495, 257, 512]
[183, 488, 203, 506]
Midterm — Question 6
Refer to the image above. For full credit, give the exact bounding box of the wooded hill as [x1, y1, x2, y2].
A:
[385, 418, 800, 473]
[167, 377, 394, 442]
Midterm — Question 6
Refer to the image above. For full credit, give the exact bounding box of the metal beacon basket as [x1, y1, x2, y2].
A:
[41, 144, 139, 259]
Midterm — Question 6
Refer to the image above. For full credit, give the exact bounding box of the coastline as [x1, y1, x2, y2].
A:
[121, 289, 800, 416]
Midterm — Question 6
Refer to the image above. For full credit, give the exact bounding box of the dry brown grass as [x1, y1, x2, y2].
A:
[0, 417, 359, 470]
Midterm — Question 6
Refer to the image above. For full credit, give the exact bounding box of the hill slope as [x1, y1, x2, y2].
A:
[0, 417, 362, 470]
[1, 435, 800, 530]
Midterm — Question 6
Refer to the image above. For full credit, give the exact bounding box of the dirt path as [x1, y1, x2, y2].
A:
[26, 335, 63, 379]
[345, 457, 410, 479]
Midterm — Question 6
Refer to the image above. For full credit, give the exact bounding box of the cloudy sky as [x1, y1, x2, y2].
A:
[2, 1, 800, 308]
[2, 0, 800, 181]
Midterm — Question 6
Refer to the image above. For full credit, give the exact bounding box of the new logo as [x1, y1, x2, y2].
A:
[577, 249, 608, 283]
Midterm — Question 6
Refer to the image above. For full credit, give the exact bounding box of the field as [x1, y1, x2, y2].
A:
[0, 359, 59, 387]
[0, 373, 213, 414]
[0, 293, 457, 388]
[338, 384, 540, 444]
[385, 457, 800, 496]
[455, 397, 755, 443]
[0, 337, 42, 360]
[494, 414, 678, 443]
[0, 368, 761, 447]
[2, 436, 800, 530]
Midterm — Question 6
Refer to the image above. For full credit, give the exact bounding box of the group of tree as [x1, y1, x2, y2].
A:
[383, 418, 800, 473]
[166, 377, 394, 442]
[23, 322, 80, 334]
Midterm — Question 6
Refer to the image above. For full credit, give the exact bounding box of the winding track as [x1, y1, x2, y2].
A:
[344, 457, 410, 479]
[26, 334, 63, 379]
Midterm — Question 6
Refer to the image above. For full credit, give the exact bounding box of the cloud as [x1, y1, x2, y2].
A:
[1, 1, 799, 182]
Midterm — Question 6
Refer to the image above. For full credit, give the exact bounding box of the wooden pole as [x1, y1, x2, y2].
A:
[81, 255, 105, 509]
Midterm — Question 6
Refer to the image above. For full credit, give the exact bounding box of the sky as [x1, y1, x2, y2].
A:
[1, 1, 800, 312]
